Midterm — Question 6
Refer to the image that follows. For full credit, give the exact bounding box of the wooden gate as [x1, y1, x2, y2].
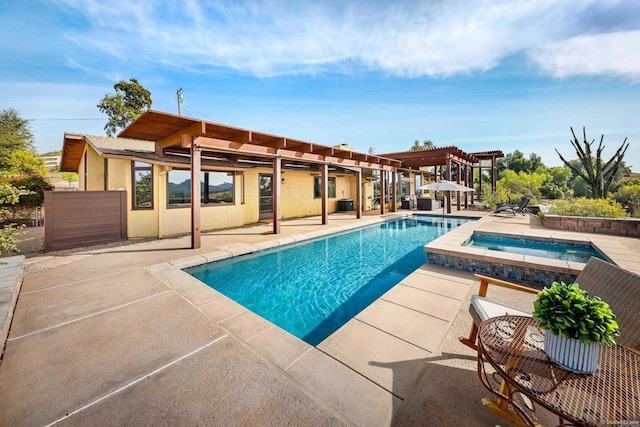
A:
[44, 191, 127, 252]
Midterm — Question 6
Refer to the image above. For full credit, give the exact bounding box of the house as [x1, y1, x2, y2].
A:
[59, 111, 406, 246]
[59, 110, 496, 249]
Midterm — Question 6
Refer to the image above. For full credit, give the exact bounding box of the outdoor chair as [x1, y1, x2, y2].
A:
[460, 257, 640, 353]
[490, 196, 531, 216]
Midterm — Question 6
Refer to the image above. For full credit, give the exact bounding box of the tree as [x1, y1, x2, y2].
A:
[497, 169, 547, 201]
[61, 172, 78, 186]
[97, 78, 152, 137]
[556, 127, 629, 199]
[0, 108, 35, 168]
[5, 150, 48, 176]
[497, 150, 546, 177]
[410, 140, 435, 151]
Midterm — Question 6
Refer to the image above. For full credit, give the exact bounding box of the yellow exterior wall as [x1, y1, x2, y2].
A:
[125, 161, 159, 238]
[242, 171, 260, 224]
[105, 158, 128, 191]
[279, 170, 351, 217]
[86, 147, 105, 190]
[76, 152, 367, 238]
[157, 167, 248, 237]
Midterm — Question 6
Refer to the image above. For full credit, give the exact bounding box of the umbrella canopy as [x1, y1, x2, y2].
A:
[417, 179, 474, 217]
[417, 179, 474, 192]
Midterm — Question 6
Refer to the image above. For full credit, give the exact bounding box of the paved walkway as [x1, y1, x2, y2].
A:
[1, 210, 638, 426]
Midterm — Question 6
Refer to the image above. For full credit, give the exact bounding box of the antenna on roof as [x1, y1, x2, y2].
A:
[177, 88, 183, 116]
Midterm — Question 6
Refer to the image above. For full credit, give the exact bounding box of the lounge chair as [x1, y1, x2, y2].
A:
[491, 196, 531, 216]
[460, 257, 640, 352]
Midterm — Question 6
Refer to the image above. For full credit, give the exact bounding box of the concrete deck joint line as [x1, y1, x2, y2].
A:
[45, 334, 229, 427]
[316, 345, 407, 401]
[21, 266, 142, 295]
[8, 290, 172, 341]
[353, 318, 435, 353]
[379, 296, 459, 323]
[283, 346, 314, 371]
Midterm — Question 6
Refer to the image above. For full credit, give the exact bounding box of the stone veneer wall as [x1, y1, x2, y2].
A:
[542, 215, 640, 237]
[426, 253, 577, 286]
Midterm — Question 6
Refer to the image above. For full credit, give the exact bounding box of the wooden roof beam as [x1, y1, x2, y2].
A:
[229, 130, 252, 144]
[313, 147, 335, 156]
[156, 121, 206, 156]
[262, 137, 287, 149]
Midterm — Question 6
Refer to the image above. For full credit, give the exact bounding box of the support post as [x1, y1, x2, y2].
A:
[379, 170, 386, 215]
[446, 156, 452, 214]
[478, 166, 483, 201]
[321, 164, 328, 225]
[391, 170, 397, 212]
[456, 162, 461, 211]
[491, 155, 497, 193]
[273, 157, 282, 234]
[190, 136, 201, 249]
[464, 164, 469, 208]
[355, 169, 362, 219]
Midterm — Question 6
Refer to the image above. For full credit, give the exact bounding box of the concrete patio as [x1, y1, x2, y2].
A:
[1, 211, 638, 426]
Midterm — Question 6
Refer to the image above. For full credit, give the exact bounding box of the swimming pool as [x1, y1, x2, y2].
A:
[463, 233, 608, 263]
[186, 215, 472, 345]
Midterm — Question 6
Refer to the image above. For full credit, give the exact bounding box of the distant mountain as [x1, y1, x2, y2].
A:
[168, 179, 232, 194]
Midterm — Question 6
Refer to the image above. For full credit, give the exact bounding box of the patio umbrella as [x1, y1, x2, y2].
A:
[416, 180, 475, 216]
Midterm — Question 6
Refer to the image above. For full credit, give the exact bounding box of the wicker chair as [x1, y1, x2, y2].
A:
[460, 257, 640, 352]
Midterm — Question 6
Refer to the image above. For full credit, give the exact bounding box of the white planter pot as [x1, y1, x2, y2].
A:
[544, 332, 600, 374]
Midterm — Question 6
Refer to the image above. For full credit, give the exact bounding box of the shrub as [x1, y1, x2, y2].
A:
[540, 183, 564, 199]
[548, 197, 628, 218]
[613, 184, 640, 217]
[0, 223, 25, 253]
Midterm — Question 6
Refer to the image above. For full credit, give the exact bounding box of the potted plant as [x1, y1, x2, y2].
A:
[532, 281, 619, 373]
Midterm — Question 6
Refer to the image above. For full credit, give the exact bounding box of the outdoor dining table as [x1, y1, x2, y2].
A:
[477, 315, 640, 427]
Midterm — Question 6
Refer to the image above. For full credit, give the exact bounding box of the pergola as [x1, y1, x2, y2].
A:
[470, 150, 503, 200]
[119, 110, 401, 248]
[380, 147, 479, 213]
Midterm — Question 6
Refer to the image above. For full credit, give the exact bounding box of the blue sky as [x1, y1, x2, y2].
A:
[1, 0, 639, 169]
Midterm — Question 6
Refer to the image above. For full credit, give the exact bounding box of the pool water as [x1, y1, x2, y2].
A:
[463, 233, 607, 263]
[186, 215, 472, 345]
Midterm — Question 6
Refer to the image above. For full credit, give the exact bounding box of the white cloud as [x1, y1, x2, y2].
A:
[530, 30, 640, 80]
[53, 0, 640, 79]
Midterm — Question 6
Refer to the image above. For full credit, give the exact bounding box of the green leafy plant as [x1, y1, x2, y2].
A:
[533, 282, 619, 346]
[548, 197, 628, 218]
[0, 223, 25, 253]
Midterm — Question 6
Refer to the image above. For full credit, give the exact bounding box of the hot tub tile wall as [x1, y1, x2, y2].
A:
[426, 252, 576, 286]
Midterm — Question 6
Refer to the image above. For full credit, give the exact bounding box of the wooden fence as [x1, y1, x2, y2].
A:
[44, 191, 127, 252]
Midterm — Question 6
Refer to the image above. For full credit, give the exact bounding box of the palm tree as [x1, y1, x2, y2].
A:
[556, 127, 629, 198]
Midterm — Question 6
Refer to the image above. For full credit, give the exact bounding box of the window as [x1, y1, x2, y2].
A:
[314, 177, 336, 198]
[167, 170, 234, 206]
[132, 161, 153, 209]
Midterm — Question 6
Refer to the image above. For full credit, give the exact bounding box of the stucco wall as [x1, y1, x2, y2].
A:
[76, 154, 363, 238]
[86, 147, 105, 191]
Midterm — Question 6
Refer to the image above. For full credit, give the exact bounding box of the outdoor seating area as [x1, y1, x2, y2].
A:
[1, 211, 639, 425]
[460, 257, 640, 426]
